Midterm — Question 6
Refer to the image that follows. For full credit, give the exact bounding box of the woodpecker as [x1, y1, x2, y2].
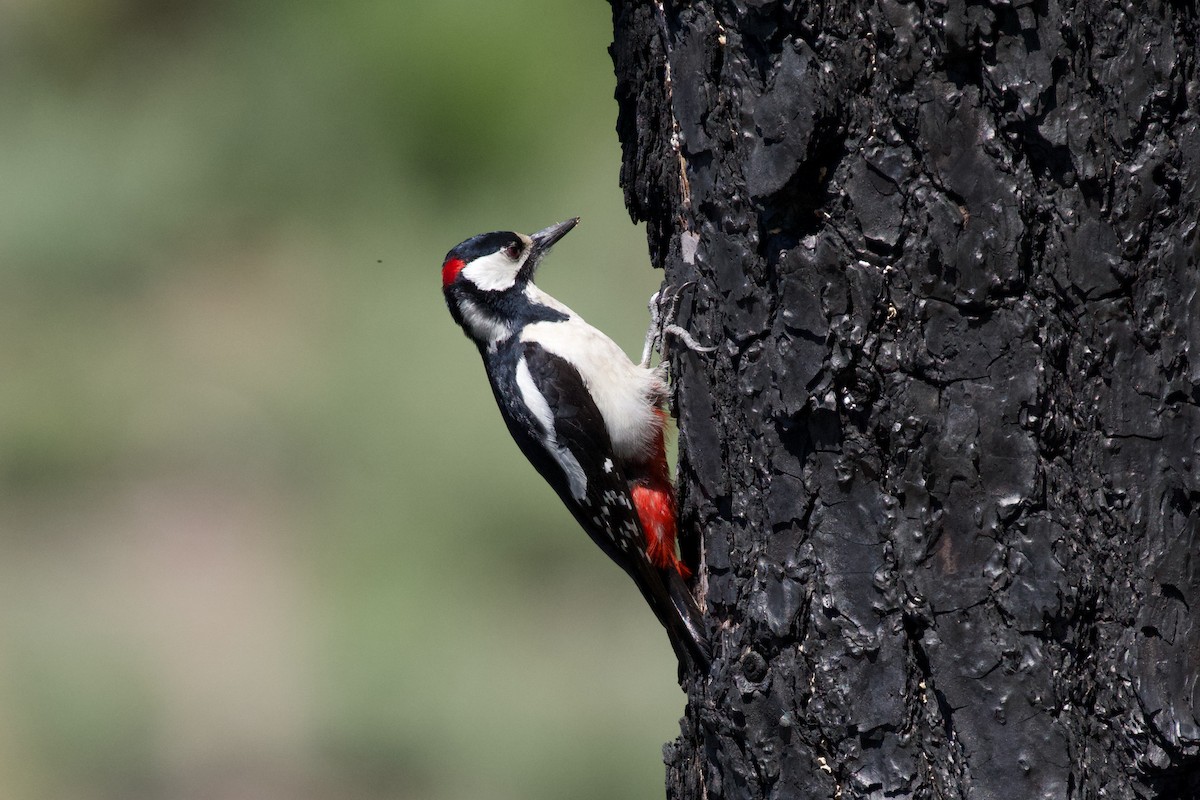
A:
[441, 218, 710, 667]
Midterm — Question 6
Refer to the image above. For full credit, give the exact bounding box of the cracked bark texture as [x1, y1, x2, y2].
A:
[609, 1, 1200, 799]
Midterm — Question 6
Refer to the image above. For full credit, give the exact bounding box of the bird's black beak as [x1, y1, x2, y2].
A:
[531, 218, 579, 253]
[524, 218, 579, 278]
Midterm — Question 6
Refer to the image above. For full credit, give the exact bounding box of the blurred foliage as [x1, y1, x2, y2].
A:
[0, 2, 685, 799]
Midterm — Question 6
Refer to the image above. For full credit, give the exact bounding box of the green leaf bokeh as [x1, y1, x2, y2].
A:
[0, 2, 683, 799]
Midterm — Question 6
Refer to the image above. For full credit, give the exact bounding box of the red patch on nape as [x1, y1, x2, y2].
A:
[441, 257, 466, 288]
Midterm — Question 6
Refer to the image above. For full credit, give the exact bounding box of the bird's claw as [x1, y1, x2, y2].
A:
[641, 282, 716, 369]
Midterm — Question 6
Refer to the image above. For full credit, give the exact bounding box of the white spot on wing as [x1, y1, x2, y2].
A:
[516, 356, 588, 501]
[515, 356, 555, 432]
[603, 458, 614, 473]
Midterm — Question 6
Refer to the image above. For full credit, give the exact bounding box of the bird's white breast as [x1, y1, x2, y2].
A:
[520, 303, 664, 464]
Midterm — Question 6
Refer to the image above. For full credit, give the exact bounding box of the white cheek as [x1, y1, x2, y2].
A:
[461, 251, 525, 292]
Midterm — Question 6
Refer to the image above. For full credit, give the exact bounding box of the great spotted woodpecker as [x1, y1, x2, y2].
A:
[441, 218, 710, 667]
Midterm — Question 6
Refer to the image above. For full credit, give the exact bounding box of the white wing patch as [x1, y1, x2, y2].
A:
[516, 356, 588, 501]
[520, 317, 664, 462]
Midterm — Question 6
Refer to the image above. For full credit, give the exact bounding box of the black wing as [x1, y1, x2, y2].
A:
[494, 340, 709, 667]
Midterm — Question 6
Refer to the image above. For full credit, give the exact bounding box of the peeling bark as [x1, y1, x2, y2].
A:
[609, 1, 1200, 798]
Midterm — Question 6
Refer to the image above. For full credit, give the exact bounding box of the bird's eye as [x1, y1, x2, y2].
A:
[503, 242, 523, 260]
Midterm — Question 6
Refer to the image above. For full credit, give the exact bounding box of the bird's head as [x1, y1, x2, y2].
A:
[441, 218, 578, 344]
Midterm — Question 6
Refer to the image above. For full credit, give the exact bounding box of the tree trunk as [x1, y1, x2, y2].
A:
[609, 2, 1200, 798]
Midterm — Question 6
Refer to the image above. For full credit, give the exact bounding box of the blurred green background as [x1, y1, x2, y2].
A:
[0, 2, 686, 798]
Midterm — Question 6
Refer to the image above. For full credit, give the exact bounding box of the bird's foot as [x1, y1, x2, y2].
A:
[641, 283, 716, 369]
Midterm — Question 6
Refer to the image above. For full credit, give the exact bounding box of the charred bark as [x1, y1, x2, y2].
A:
[609, 1, 1200, 798]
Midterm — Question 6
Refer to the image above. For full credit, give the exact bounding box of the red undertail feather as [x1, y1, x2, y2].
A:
[629, 410, 689, 578]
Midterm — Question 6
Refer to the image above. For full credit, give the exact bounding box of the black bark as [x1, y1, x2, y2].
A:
[609, 1, 1200, 798]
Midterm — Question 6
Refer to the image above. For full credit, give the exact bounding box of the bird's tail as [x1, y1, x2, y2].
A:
[650, 563, 711, 670]
[624, 545, 711, 669]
